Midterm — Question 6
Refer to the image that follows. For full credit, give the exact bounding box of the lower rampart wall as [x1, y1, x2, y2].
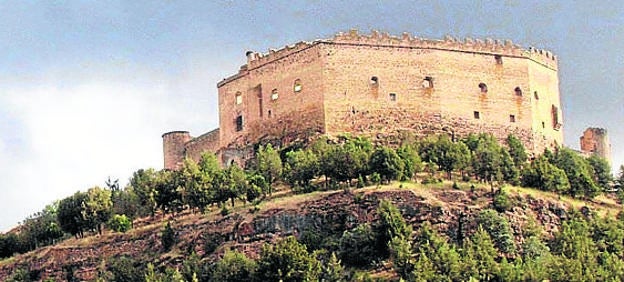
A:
[185, 129, 220, 162]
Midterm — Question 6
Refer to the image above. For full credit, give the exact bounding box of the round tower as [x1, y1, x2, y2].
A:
[162, 131, 191, 170]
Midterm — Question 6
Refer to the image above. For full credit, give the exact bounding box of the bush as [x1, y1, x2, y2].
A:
[161, 222, 176, 251]
[108, 256, 143, 282]
[220, 205, 230, 216]
[107, 214, 132, 233]
[339, 224, 379, 267]
[493, 189, 512, 212]
[477, 209, 516, 255]
[204, 232, 225, 255]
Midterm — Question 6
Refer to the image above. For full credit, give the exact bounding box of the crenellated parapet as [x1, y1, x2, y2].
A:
[246, 40, 318, 70]
[241, 29, 558, 72]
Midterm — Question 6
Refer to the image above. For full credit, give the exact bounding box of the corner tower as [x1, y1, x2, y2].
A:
[162, 131, 191, 170]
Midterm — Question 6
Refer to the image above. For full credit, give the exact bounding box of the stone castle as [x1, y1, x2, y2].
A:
[163, 29, 568, 170]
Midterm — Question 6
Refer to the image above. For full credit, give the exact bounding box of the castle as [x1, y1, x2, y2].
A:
[163, 29, 567, 170]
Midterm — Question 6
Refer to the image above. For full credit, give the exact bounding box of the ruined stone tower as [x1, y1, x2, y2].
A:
[580, 127, 612, 163]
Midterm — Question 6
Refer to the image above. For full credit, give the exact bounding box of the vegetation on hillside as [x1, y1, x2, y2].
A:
[0, 133, 620, 281]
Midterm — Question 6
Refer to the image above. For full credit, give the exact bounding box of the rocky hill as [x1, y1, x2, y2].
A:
[0, 181, 619, 281]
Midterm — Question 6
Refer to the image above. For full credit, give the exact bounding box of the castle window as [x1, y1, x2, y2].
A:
[370, 76, 379, 85]
[551, 105, 562, 130]
[509, 115, 516, 123]
[542, 121, 545, 128]
[389, 93, 397, 101]
[293, 79, 302, 92]
[534, 91, 539, 100]
[271, 89, 279, 100]
[479, 83, 488, 93]
[495, 55, 503, 64]
[514, 87, 522, 96]
[268, 110, 272, 118]
[235, 92, 242, 105]
[235, 115, 243, 131]
[473, 111, 480, 119]
[422, 76, 434, 88]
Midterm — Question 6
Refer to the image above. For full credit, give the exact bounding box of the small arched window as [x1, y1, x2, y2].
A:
[514, 87, 522, 96]
[534, 91, 539, 100]
[271, 89, 279, 100]
[370, 76, 379, 85]
[293, 79, 302, 92]
[478, 83, 488, 93]
[235, 92, 242, 105]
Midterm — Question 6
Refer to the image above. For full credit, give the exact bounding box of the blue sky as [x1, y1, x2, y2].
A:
[1, 1, 623, 231]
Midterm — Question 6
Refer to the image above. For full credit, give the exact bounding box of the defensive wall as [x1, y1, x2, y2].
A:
[163, 29, 565, 169]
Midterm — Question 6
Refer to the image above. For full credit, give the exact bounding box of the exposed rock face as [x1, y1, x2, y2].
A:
[0, 188, 572, 281]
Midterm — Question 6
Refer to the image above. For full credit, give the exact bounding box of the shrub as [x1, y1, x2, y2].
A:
[107, 214, 132, 233]
[493, 189, 512, 212]
[161, 222, 176, 251]
[476, 209, 516, 255]
[339, 224, 379, 267]
[204, 232, 225, 255]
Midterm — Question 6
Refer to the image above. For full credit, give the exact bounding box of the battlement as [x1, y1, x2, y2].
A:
[240, 29, 558, 74]
[245, 40, 319, 70]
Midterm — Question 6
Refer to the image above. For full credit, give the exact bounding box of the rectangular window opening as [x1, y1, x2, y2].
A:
[473, 111, 480, 119]
[389, 93, 397, 101]
[422, 76, 434, 88]
[509, 115, 516, 123]
[235, 115, 243, 132]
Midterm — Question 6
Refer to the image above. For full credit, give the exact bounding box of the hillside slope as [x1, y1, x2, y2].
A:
[0, 182, 619, 281]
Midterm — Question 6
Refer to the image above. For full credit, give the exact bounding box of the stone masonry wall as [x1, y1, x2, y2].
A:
[185, 129, 220, 162]
[171, 30, 563, 168]
[218, 43, 326, 149]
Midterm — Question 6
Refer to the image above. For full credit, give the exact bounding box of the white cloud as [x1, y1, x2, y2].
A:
[0, 64, 222, 231]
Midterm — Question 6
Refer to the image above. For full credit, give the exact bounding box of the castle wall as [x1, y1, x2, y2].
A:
[218, 43, 326, 149]
[185, 129, 221, 162]
[165, 30, 565, 169]
[320, 40, 551, 152]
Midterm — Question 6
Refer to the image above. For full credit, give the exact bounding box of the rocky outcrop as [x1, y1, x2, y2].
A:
[0, 187, 575, 281]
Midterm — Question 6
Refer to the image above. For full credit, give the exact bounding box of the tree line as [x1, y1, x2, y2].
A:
[0, 132, 617, 260]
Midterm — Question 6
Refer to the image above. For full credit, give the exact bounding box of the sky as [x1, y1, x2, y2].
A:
[1, 1, 623, 231]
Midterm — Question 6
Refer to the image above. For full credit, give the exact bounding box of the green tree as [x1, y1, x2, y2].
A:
[246, 174, 267, 202]
[552, 148, 600, 198]
[506, 134, 528, 169]
[587, 155, 613, 191]
[322, 252, 346, 282]
[476, 209, 516, 255]
[413, 222, 463, 281]
[224, 163, 247, 206]
[462, 226, 500, 281]
[551, 215, 599, 279]
[129, 168, 158, 217]
[396, 144, 422, 180]
[57, 191, 89, 238]
[522, 155, 570, 194]
[256, 144, 283, 195]
[154, 170, 184, 214]
[283, 149, 319, 190]
[107, 214, 132, 233]
[211, 250, 256, 282]
[338, 224, 379, 267]
[369, 146, 404, 183]
[161, 221, 176, 252]
[83, 186, 113, 235]
[256, 236, 321, 282]
[472, 135, 503, 189]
